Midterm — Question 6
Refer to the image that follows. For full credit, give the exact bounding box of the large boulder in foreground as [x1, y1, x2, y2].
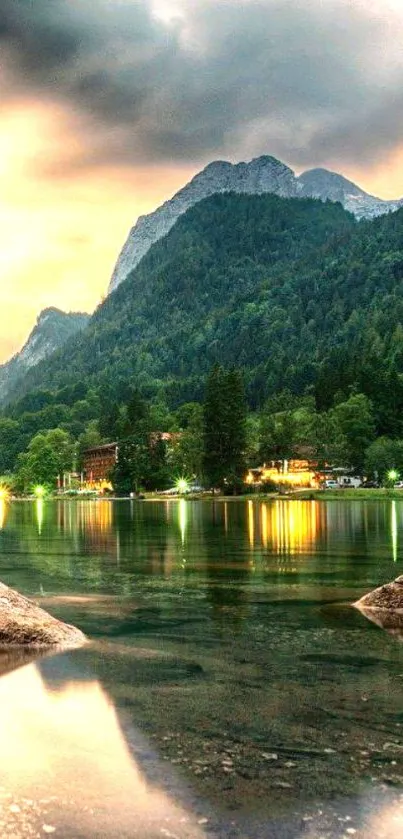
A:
[353, 575, 403, 611]
[0, 582, 86, 648]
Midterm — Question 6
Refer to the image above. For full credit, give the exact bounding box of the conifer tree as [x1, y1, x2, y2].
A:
[203, 365, 246, 491]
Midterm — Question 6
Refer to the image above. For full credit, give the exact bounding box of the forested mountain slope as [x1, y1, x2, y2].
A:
[5, 191, 403, 422]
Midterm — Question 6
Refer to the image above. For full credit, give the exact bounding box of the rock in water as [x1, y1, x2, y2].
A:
[0, 582, 86, 648]
[354, 607, 403, 640]
[353, 576, 403, 611]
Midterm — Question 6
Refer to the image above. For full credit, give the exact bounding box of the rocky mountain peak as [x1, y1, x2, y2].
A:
[108, 155, 297, 293]
[298, 168, 367, 201]
[0, 308, 90, 406]
[297, 167, 403, 218]
[36, 306, 65, 324]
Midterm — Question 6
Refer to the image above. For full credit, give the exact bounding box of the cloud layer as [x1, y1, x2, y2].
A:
[2, 0, 403, 173]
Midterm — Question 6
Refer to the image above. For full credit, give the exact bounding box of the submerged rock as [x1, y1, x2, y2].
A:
[353, 576, 403, 612]
[0, 582, 86, 648]
[355, 607, 403, 640]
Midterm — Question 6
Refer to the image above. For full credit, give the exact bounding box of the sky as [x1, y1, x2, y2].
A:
[2, 0, 403, 363]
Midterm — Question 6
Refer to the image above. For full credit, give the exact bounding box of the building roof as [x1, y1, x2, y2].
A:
[83, 442, 118, 454]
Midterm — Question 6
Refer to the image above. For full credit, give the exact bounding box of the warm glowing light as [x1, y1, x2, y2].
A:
[33, 485, 46, 498]
[245, 460, 320, 489]
[175, 478, 189, 494]
[0, 486, 10, 501]
[36, 498, 44, 535]
[248, 499, 255, 547]
[389, 470, 399, 482]
[178, 497, 188, 545]
[261, 504, 268, 549]
[0, 97, 196, 364]
[0, 501, 5, 530]
[261, 500, 320, 555]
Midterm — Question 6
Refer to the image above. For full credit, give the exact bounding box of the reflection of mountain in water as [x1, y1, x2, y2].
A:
[0, 653, 210, 839]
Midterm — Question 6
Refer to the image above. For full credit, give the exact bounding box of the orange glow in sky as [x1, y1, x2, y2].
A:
[0, 102, 196, 363]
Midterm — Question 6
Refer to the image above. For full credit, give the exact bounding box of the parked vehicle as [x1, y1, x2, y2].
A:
[324, 480, 339, 489]
[334, 474, 362, 488]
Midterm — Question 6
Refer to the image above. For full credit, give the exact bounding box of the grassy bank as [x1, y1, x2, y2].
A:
[293, 488, 403, 501]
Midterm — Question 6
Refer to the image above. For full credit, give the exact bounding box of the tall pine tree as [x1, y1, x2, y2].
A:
[203, 365, 246, 492]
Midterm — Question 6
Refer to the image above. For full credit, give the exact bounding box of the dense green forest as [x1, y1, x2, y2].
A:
[5, 193, 359, 407]
[2, 190, 403, 483]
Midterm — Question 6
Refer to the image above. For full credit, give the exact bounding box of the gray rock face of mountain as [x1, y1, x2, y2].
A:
[108, 155, 403, 294]
[298, 168, 403, 219]
[0, 307, 89, 405]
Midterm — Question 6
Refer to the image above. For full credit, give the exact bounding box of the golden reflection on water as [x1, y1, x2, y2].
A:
[0, 660, 208, 838]
[35, 497, 43, 535]
[248, 499, 254, 547]
[57, 499, 113, 534]
[0, 498, 6, 530]
[254, 500, 320, 555]
[77, 498, 113, 532]
[32, 496, 403, 569]
[178, 497, 188, 545]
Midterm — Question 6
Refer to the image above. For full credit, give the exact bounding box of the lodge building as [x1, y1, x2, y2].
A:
[82, 442, 118, 488]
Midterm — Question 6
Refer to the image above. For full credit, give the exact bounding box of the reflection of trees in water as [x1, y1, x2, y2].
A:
[0, 501, 117, 593]
[201, 502, 252, 629]
[116, 500, 169, 575]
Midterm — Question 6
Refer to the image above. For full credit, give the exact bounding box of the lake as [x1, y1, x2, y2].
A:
[0, 497, 403, 838]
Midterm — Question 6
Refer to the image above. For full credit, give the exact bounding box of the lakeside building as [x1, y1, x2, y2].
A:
[245, 460, 364, 489]
[82, 442, 118, 491]
[245, 459, 322, 489]
[80, 433, 181, 492]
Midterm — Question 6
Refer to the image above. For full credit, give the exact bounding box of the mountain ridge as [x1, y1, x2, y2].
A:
[109, 155, 403, 293]
[0, 307, 90, 406]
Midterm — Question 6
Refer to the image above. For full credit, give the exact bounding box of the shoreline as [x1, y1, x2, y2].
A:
[7, 488, 403, 502]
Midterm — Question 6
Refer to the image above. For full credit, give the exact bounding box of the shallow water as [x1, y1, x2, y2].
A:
[1, 497, 403, 837]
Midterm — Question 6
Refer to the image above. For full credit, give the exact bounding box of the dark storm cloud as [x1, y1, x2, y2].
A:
[2, 0, 403, 171]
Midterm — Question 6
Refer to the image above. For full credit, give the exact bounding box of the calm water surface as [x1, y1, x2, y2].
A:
[1, 497, 403, 838]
